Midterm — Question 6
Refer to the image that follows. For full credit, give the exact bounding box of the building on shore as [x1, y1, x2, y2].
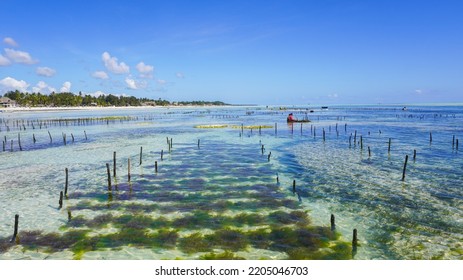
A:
[0, 97, 16, 107]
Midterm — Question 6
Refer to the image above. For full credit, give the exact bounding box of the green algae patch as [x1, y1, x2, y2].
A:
[230, 125, 273, 129]
[178, 232, 211, 254]
[194, 124, 228, 129]
[200, 251, 246, 260]
[268, 210, 310, 226]
[206, 228, 249, 251]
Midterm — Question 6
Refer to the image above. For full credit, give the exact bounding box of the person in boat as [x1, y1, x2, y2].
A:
[287, 113, 297, 122]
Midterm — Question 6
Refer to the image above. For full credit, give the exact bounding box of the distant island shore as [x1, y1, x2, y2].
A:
[1, 90, 229, 109]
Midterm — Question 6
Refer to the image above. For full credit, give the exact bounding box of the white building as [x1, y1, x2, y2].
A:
[0, 97, 16, 107]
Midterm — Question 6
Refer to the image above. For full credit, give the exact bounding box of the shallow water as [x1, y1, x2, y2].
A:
[0, 105, 462, 259]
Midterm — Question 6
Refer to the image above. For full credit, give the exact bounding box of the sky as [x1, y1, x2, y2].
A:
[0, 0, 462, 105]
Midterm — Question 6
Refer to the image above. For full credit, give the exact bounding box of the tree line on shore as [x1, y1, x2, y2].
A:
[2, 90, 227, 107]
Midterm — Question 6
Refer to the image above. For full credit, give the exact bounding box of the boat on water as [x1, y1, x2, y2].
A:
[287, 119, 311, 123]
[287, 112, 311, 123]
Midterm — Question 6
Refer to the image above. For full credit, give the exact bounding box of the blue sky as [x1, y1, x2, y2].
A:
[0, 0, 462, 105]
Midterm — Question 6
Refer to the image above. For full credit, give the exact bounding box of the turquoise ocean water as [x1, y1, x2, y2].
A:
[0, 105, 461, 259]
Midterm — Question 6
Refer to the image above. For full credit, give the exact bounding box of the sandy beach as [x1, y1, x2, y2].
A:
[0, 105, 238, 113]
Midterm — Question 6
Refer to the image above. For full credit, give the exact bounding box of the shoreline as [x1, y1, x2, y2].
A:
[2, 102, 463, 113]
[0, 105, 243, 113]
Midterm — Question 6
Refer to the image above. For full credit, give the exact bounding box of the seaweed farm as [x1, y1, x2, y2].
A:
[0, 105, 462, 260]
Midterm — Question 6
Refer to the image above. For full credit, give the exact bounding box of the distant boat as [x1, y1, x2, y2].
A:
[321, 106, 328, 110]
[287, 119, 311, 123]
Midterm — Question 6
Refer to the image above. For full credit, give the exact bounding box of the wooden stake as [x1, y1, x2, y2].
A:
[161, 150, 164, 160]
[84, 130, 88, 140]
[33, 133, 36, 143]
[276, 173, 279, 184]
[198, 139, 200, 148]
[331, 214, 335, 231]
[360, 135, 363, 150]
[430, 132, 433, 143]
[113, 151, 117, 178]
[261, 144, 264, 154]
[59, 191, 63, 208]
[155, 161, 158, 173]
[402, 155, 409, 181]
[292, 180, 296, 193]
[48, 130, 52, 143]
[139, 146, 143, 165]
[413, 149, 417, 161]
[71, 133, 74, 143]
[10, 214, 19, 243]
[388, 138, 392, 153]
[106, 163, 112, 190]
[368, 146, 371, 157]
[18, 133, 22, 151]
[352, 229, 358, 247]
[65, 168, 69, 196]
[128, 158, 131, 182]
[268, 152, 271, 161]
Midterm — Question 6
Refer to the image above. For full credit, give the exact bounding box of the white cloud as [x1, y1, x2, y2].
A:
[125, 76, 147, 90]
[87, 90, 128, 98]
[60, 81, 72, 92]
[102, 51, 129, 74]
[125, 77, 138, 89]
[92, 71, 109, 79]
[415, 89, 423, 95]
[136, 61, 154, 78]
[176, 72, 185, 79]
[36, 66, 56, 77]
[90, 90, 106, 97]
[32, 81, 56, 94]
[3, 37, 18, 47]
[0, 77, 29, 93]
[0, 54, 11, 66]
[4, 48, 38, 64]
[157, 79, 167, 85]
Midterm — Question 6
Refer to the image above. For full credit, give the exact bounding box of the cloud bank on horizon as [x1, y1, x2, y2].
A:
[0, 1, 462, 105]
[0, 42, 167, 97]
